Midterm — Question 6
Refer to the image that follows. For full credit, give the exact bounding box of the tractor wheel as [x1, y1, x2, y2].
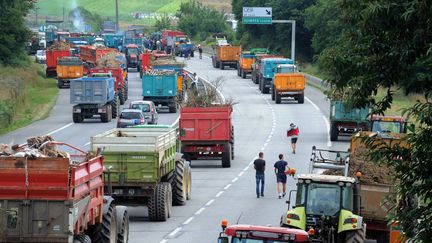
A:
[345, 229, 365, 243]
[275, 92, 282, 104]
[118, 89, 125, 105]
[171, 160, 187, 206]
[298, 93, 305, 104]
[90, 203, 117, 243]
[115, 206, 129, 243]
[330, 121, 338, 141]
[271, 86, 275, 101]
[124, 85, 129, 101]
[111, 95, 119, 118]
[73, 235, 91, 243]
[222, 143, 231, 168]
[73, 112, 83, 123]
[148, 182, 172, 221]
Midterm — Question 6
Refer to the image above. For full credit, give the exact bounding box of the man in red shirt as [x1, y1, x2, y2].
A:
[287, 123, 299, 154]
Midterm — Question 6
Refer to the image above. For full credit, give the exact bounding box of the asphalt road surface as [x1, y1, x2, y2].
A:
[0, 55, 350, 243]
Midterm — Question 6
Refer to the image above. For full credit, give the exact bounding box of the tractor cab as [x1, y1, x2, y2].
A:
[125, 44, 141, 70]
[370, 115, 407, 134]
[281, 146, 364, 242]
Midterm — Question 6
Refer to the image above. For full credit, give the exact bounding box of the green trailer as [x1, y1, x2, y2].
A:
[91, 125, 191, 221]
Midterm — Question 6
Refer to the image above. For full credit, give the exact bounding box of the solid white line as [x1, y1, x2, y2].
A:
[238, 171, 244, 177]
[305, 96, 320, 111]
[224, 184, 232, 190]
[195, 207, 205, 215]
[215, 191, 224, 198]
[47, 123, 74, 135]
[183, 217, 194, 225]
[84, 142, 90, 146]
[171, 116, 180, 128]
[322, 115, 332, 147]
[232, 177, 238, 183]
[168, 227, 182, 237]
[205, 199, 215, 206]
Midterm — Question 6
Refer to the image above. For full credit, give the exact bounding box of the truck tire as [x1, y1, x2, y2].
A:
[345, 229, 365, 243]
[242, 70, 247, 79]
[115, 206, 129, 243]
[271, 86, 275, 101]
[73, 235, 91, 243]
[276, 92, 282, 104]
[118, 89, 125, 105]
[111, 96, 119, 118]
[58, 79, 64, 89]
[298, 93, 305, 104]
[220, 62, 224, 70]
[330, 121, 338, 141]
[212, 56, 216, 68]
[230, 126, 235, 160]
[222, 143, 231, 168]
[100, 105, 110, 123]
[148, 182, 172, 221]
[169, 105, 177, 113]
[90, 202, 117, 243]
[171, 160, 187, 206]
[73, 112, 83, 123]
[237, 64, 240, 76]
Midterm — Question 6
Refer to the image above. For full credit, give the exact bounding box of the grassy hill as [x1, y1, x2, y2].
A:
[35, 0, 231, 21]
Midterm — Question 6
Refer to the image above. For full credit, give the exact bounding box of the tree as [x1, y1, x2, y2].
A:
[155, 13, 171, 31]
[318, 0, 432, 239]
[0, 1, 34, 66]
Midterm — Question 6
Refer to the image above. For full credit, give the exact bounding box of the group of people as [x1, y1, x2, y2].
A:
[253, 123, 299, 199]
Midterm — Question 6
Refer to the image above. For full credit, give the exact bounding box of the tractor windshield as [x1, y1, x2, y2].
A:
[306, 183, 341, 216]
[127, 48, 139, 55]
[371, 121, 401, 133]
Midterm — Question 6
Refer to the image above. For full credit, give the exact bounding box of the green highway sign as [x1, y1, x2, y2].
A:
[242, 17, 272, 25]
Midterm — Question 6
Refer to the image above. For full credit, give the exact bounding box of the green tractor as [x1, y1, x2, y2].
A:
[280, 146, 366, 243]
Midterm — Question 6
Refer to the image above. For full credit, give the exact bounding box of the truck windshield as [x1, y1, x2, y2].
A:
[278, 66, 295, 73]
[371, 121, 401, 133]
[232, 239, 289, 243]
[306, 183, 341, 216]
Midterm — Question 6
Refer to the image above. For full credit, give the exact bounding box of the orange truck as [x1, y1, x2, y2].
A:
[211, 42, 241, 70]
[56, 57, 84, 88]
[270, 64, 306, 104]
[237, 49, 269, 79]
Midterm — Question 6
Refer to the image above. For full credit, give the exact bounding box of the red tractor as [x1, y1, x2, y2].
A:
[125, 44, 141, 71]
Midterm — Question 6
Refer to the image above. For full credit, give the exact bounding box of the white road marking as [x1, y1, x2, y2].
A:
[238, 171, 244, 177]
[322, 115, 332, 147]
[84, 142, 90, 146]
[160, 239, 168, 243]
[224, 184, 232, 190]
[205, 199, 215, 206]
[215, 191, 224, 198]
[264, 143, 268, 147]
[195, 207, 205, 215]
[183, 217, 194, 225]
[168, 227, 182, 237]
[47, 123, 73, 135]
[243, 166, 249, 171]
[232, 177, 238, 183]
[171, 116, 180, 128]
[261, 147, 265, 151]
[305, 96, 320, 111]
[266, 139, 270, 142]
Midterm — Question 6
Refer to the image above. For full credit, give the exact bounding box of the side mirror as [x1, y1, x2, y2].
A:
[180, 129, 186, 137]
[218, 236, 229, 243]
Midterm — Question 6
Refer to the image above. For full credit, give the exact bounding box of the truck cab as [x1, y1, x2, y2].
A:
[125, 44, 140, 70]
[370, 115, 407, 134]
[259, 58, 294, 94]
[92, 37, 105, 47]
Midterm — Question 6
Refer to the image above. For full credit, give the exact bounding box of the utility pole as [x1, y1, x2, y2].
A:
[115, 0, 119, 31]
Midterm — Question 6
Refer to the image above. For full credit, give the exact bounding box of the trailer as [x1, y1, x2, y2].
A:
[90, 67, 129, 105]
[79, 46, 117, 67]
[90, 126, 192, 221]
[45, 49, 70, 77]
[56, 57, 84, 88]
[142, 71, 179, 113]
[0, 141, 129, 243]
[179, 106, 234, 168]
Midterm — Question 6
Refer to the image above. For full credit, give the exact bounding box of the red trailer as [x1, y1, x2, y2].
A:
[179, 106, 234, 167]
[0, 141, 129, 243]
[161, 29, 185, 47]
[80, 46, 117, 66]
[45, 49, 70, 77]
[90, 67, 128, 104]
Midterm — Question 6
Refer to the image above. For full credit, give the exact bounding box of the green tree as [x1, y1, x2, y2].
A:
[318, 0, 432, 239]
[155, 13, 171, 31]
[0, 0, 34, 66]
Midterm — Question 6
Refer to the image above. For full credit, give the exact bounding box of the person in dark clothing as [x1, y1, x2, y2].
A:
[253, 152, 266, 198]
[198, 44, 203, 59]
[274, 154, 289, 199]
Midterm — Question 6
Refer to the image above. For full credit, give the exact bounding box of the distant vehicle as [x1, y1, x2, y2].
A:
[129, 100, 158, 124]
[35, 50, 46, 64]
[93, 37, 105, 47]
[117, 109, 146, 128]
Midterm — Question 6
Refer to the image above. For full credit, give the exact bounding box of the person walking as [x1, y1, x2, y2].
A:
[253, 152, 266, 198]
[198, 44, 203, 59]
[287, 123, 299, 154]
[274, 154, 289, 199]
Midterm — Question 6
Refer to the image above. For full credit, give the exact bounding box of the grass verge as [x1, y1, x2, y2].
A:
[0, 60, 58, 135]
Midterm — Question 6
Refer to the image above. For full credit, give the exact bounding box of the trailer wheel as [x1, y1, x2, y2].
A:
[171, 159, 187, 206]
[58, 79, 64, 89]
[220, 62, 224, 70]
[222, 143, 231, 168]
[148, 182, 172, 221]
[73, 234, 91, 243]
[330, 121, 338, 141]
[230, 126, 235, 160]
[215, 60, 220, 68]
[275, 92, 282, 104]
[242, 70, 247, 79]
[91, 202, 117, 243]
[111, 95, 119, 118]
[118, 89, 125, 105]
[298, 93, 305, 104]
[345, 228, 365, 243]
[237, 64, 240, 76]
[169, 105, 177, 113]
[100, 105, 110, 123]
[115, 206, 129, 243]
[73, 112, 83, 123]
[271, 86, 275, 101]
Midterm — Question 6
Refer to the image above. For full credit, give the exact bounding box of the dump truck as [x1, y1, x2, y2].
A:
[90, 67, 128, 105]
[46, 48, 70, 77]
[237, 48, 269, 79]
[70, 77, 120, 123]
[142, 70, 179, 113]
[0, 141, 129, 243]
[56, 57, 84, 88]
[211, 37, 241, 70]
[161, 29, 185, 52]
[80, 46, 117, 67]
[329, 100, 370, 141]
[251, 54, 283, 84]
[90, 126, 192, 221]
[179, 106, 234, 168]
[102, 33, 123, 48]
[271, 64, 306, 104]
[259, 58, 294, 94]
[218, 220, 310, 243]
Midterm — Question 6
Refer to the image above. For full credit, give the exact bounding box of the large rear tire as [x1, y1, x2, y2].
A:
[271, 86, 275, 101]
[73, 235, 91, 243]
[330, 121, 338, 141]
[90, 203, 117, 243]
[111, 95, 119, 118]
[345, 228, 365, 243]
[148, 182, 172, 221]
[171, 160, 187, 206]
[115, 206, 129, 243]
[118, 89, 125, 105]
[275, 92, 282, 104]
[298, 93, 305, 104]
[222, 143, 231, 168]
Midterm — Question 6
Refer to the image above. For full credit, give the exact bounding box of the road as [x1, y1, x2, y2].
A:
[0, 55, 350, 243]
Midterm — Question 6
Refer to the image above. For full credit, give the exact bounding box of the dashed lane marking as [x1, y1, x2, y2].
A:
[224, 184, 232, 190]
[215, 191, 224, 198]
[195, 207, 205, 215]
[205, 199, 215, 206]
[168, 227, 182, 238]
[183, 217, 194, 225]
[47, 123, 74, 135]
[232, 177, 239, 183]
